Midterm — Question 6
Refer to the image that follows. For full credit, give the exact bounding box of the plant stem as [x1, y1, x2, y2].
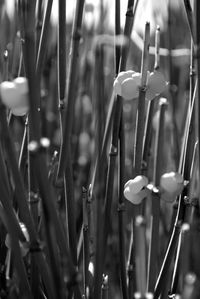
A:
[183, 0, 194, 42]
[82, 188, 90, 297]
[22, 0, 78, 292]
[57, 0, 85, 179]
[135, 216, 147, 296]
[115, 0, 121, 74]
[36, 0, 53, 79]
[133, 22, 150, 175]
[118, 113, 128, 299]
[195, 0, 200, 198]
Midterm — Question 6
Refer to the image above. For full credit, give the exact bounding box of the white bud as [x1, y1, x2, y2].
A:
[11, 104, 29, 116]
[124, 176, 148, 204]
[13, 77, 28, 95]
[0, 81, 18, 108]
[160, 172, 184, 202]
[0, 78, 29, 115]
[113, 70, 135, 96]
[146, 70, 168, 101]
[121, 77, 138, 100]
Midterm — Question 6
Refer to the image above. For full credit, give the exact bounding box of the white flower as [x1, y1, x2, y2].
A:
[124, 175, 148, 204]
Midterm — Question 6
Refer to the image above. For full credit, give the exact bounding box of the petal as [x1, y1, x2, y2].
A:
[117, 70, 135, 84]
[160, 172, 184, 193]
[11, 105, 29, 116]
[13, 77, 28, 95]
[147, 70, 167, 96]
[113, 78, 122, 96]
[132, 72, 141, 86]
[121, 78, 139, 100]
[124, 188, 147, 205]
[125, 175, 148, 194]
[0, 81, 18, 108]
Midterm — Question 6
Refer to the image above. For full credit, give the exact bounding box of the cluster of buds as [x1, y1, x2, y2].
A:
[0, 77, 29, 116]
[124, 172, 184, 205]
[113, 69, 168, 101]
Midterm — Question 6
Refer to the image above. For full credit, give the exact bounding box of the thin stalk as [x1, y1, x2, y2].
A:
[142, 99, 155, 175]
[133, 22, 150, 175]
[22, 0, 78, 291]
[195, 0, 200, 195]
[154, 26, 160, 71]
[18, 119, 28, 174]
[56, 3, 85, 278]
[3, 50, 9, 81]
[142, 26, 160, 172]
[128, 21, 150, 296]
[182, 0, 194, 42]
[135, 216, 147, 297]
[180, 224, 190, 285]
[57, 0, 85, 178]
[36, 0, 53, 79]
[168, 233, 181, 296]
[154, 220, 182, 299]
[147, 100, 167, 292]
[93, 44, 106, 299]
[118, 113, 128, 299]
[167, 0, 180, 170]
[82, 188, 90, 297]
[115, 0, 121, 74]
[58, 0, 67, 103]
[36, 0, 44, 51]
[27, 122, 40, 298]
[101, 275, 109, 299]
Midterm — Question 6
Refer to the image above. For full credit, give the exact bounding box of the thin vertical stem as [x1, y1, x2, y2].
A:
[147, 99, 167, 292]
[36, 0, 53, 79]
[195, 0, 200, 192]
[133, 22, 150, 175]
[57, 0, 85, 178]
[115, 0, 121, 75]
[118, 113, 128, 299]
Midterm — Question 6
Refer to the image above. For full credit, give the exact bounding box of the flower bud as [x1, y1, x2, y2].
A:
[160, 172, 184, 202]
[113, 70, 135, 96]
[11, 102, 29, 116]
[0, 77, 29, 116]
[13, 77, 28, 95]
[0, 81, 17, 108]
[146, 70, 168, 101]
[121, 77, 138, 100]
[124, 175, 148, 204]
